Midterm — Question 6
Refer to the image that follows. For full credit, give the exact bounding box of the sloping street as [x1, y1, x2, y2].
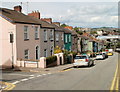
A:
[1, 52, 119, 90]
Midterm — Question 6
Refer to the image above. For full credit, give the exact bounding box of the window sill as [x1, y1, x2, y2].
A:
[24, 39, 29, 41]
[35, 38, 39, 40]
[50, 40, 54, 42]
[44, 40, 47, 42]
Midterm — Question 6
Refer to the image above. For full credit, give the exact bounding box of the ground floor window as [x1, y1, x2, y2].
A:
[24, 49, 29, 59]
[44, 49, 47, 57]
[50, 46, 53, 56]
[36, 46, 39, 60]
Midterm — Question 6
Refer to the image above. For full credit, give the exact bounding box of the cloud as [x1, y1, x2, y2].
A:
[2, 2, 118, 28]
[53, 2, 118, 27]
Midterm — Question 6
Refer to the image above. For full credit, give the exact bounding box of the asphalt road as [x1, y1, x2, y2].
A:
[2, 52, 119, 90]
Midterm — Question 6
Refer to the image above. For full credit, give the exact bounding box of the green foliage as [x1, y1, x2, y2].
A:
[54, 46, 62, 54]
[63, 50, 71, 57]
[71, 51, 77, 58]
[61, 23, 68, 27]
[116, 42, 120, 48]
[76, 31, 83, 35]
[74, 27, 79, 31]
[46, 56, 57, 65]
[90, 31, 97, 34]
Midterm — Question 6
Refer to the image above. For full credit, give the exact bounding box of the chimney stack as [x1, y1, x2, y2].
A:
[64, 26, 73, 30]
[28, 11, 40, 19]
[14, 5, 22, 12]
[41, 18, 52, 23]
[52, 22, 60, 27]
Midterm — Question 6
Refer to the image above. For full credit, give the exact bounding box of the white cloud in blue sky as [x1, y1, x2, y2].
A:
[1, 1, 118, 28]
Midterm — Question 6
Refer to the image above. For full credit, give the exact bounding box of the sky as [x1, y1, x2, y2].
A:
[0, 0, 119, 28]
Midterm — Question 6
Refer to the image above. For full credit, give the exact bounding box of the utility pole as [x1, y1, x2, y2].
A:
[10, 33, 14, 69]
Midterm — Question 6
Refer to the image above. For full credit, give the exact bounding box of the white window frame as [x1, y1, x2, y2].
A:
[50, 30, 54, 41]
[24, 49, 29, 59]
[56, 33, 59, 41]
[65, 35, 68, 43]
[69, 35, 71, 42]
[35, 27, 39, 39]
[44, 30, 47, 41]
[24, 26, 29, 40]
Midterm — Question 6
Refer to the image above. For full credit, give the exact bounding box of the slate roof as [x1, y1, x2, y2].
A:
[60, 27, 71, 34]
[0, 8, 55, 28]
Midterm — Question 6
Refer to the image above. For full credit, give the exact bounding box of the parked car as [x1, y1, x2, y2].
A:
[73, 55, 94, 67]
[102, 52, 108, 58]
[107, 52, 113, 56]
[96, 53, 105, 60]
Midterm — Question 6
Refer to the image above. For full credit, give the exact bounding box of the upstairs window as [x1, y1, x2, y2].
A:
[65, 35, 68, 43]
[24, 26, 29, 40]
[56, 33, 59, 41]
[50, 30, 54, 41]
[35, 27, 39, 39]
[61, 33, 64, 40]
[69, 35, 71, 42]
[44, 30, 47, 41]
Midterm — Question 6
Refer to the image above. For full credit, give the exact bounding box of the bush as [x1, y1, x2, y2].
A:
[71, 52, 77, 59]
[46, 56, 57, 65]
[54, 46, 62, 54]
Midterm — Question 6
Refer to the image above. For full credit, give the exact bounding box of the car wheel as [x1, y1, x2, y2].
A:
[92, 61, 94, 66]
[88, 63, 90, 67]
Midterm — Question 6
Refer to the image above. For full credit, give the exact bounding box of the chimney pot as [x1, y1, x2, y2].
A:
[41, 18, 52, 24]
[28, 11, 40, 19]
[14, 5, 22, 12]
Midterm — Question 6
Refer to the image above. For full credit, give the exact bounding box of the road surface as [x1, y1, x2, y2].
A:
[2, 52, 119, 90]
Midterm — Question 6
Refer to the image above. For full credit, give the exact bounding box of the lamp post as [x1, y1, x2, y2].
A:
[10, 32, 14, 69]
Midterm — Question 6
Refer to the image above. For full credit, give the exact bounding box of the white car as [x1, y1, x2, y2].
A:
[73, 55, 94, 67]
[96, 53, 105, 60]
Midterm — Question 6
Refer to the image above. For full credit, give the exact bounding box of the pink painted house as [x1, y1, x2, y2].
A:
[0, 6, 55, 69]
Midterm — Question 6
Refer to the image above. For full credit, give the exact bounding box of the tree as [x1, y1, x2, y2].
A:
[74, 27, 79, 31]
[61, 24, 68, 27]
[90, 31, 97, 34]
[76, 31, 83, 35]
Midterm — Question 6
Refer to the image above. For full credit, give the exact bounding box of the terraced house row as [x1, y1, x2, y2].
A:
[0, 6, 105, 68]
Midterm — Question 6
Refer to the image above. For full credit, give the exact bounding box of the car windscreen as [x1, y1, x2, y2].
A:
[96, 54, 102, 55]
[75, 56, 87, 59]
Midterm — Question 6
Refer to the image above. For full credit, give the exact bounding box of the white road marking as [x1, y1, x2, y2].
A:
[36, 75, 42, 77]
[21, 78, 29, 81]
[10, 73, 52, 85]
[42, 74, 46, 76]
[28, 77, 35, 79]
[5, 73, 34, 77]
[12, 81, 20, 84]
[30, 75, 34, 76]
[47, 73, 51, 75]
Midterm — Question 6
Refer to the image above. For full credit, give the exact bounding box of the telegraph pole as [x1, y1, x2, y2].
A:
[10, 33, 14, 69]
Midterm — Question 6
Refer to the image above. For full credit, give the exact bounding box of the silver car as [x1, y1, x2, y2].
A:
[73, 55, 94, 67]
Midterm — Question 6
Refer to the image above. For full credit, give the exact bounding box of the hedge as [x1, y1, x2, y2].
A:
[46, 56, 57, 66]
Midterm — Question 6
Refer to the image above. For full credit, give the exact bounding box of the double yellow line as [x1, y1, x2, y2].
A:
[1, 81, 15, 91]
[110, 65, 119, 91]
